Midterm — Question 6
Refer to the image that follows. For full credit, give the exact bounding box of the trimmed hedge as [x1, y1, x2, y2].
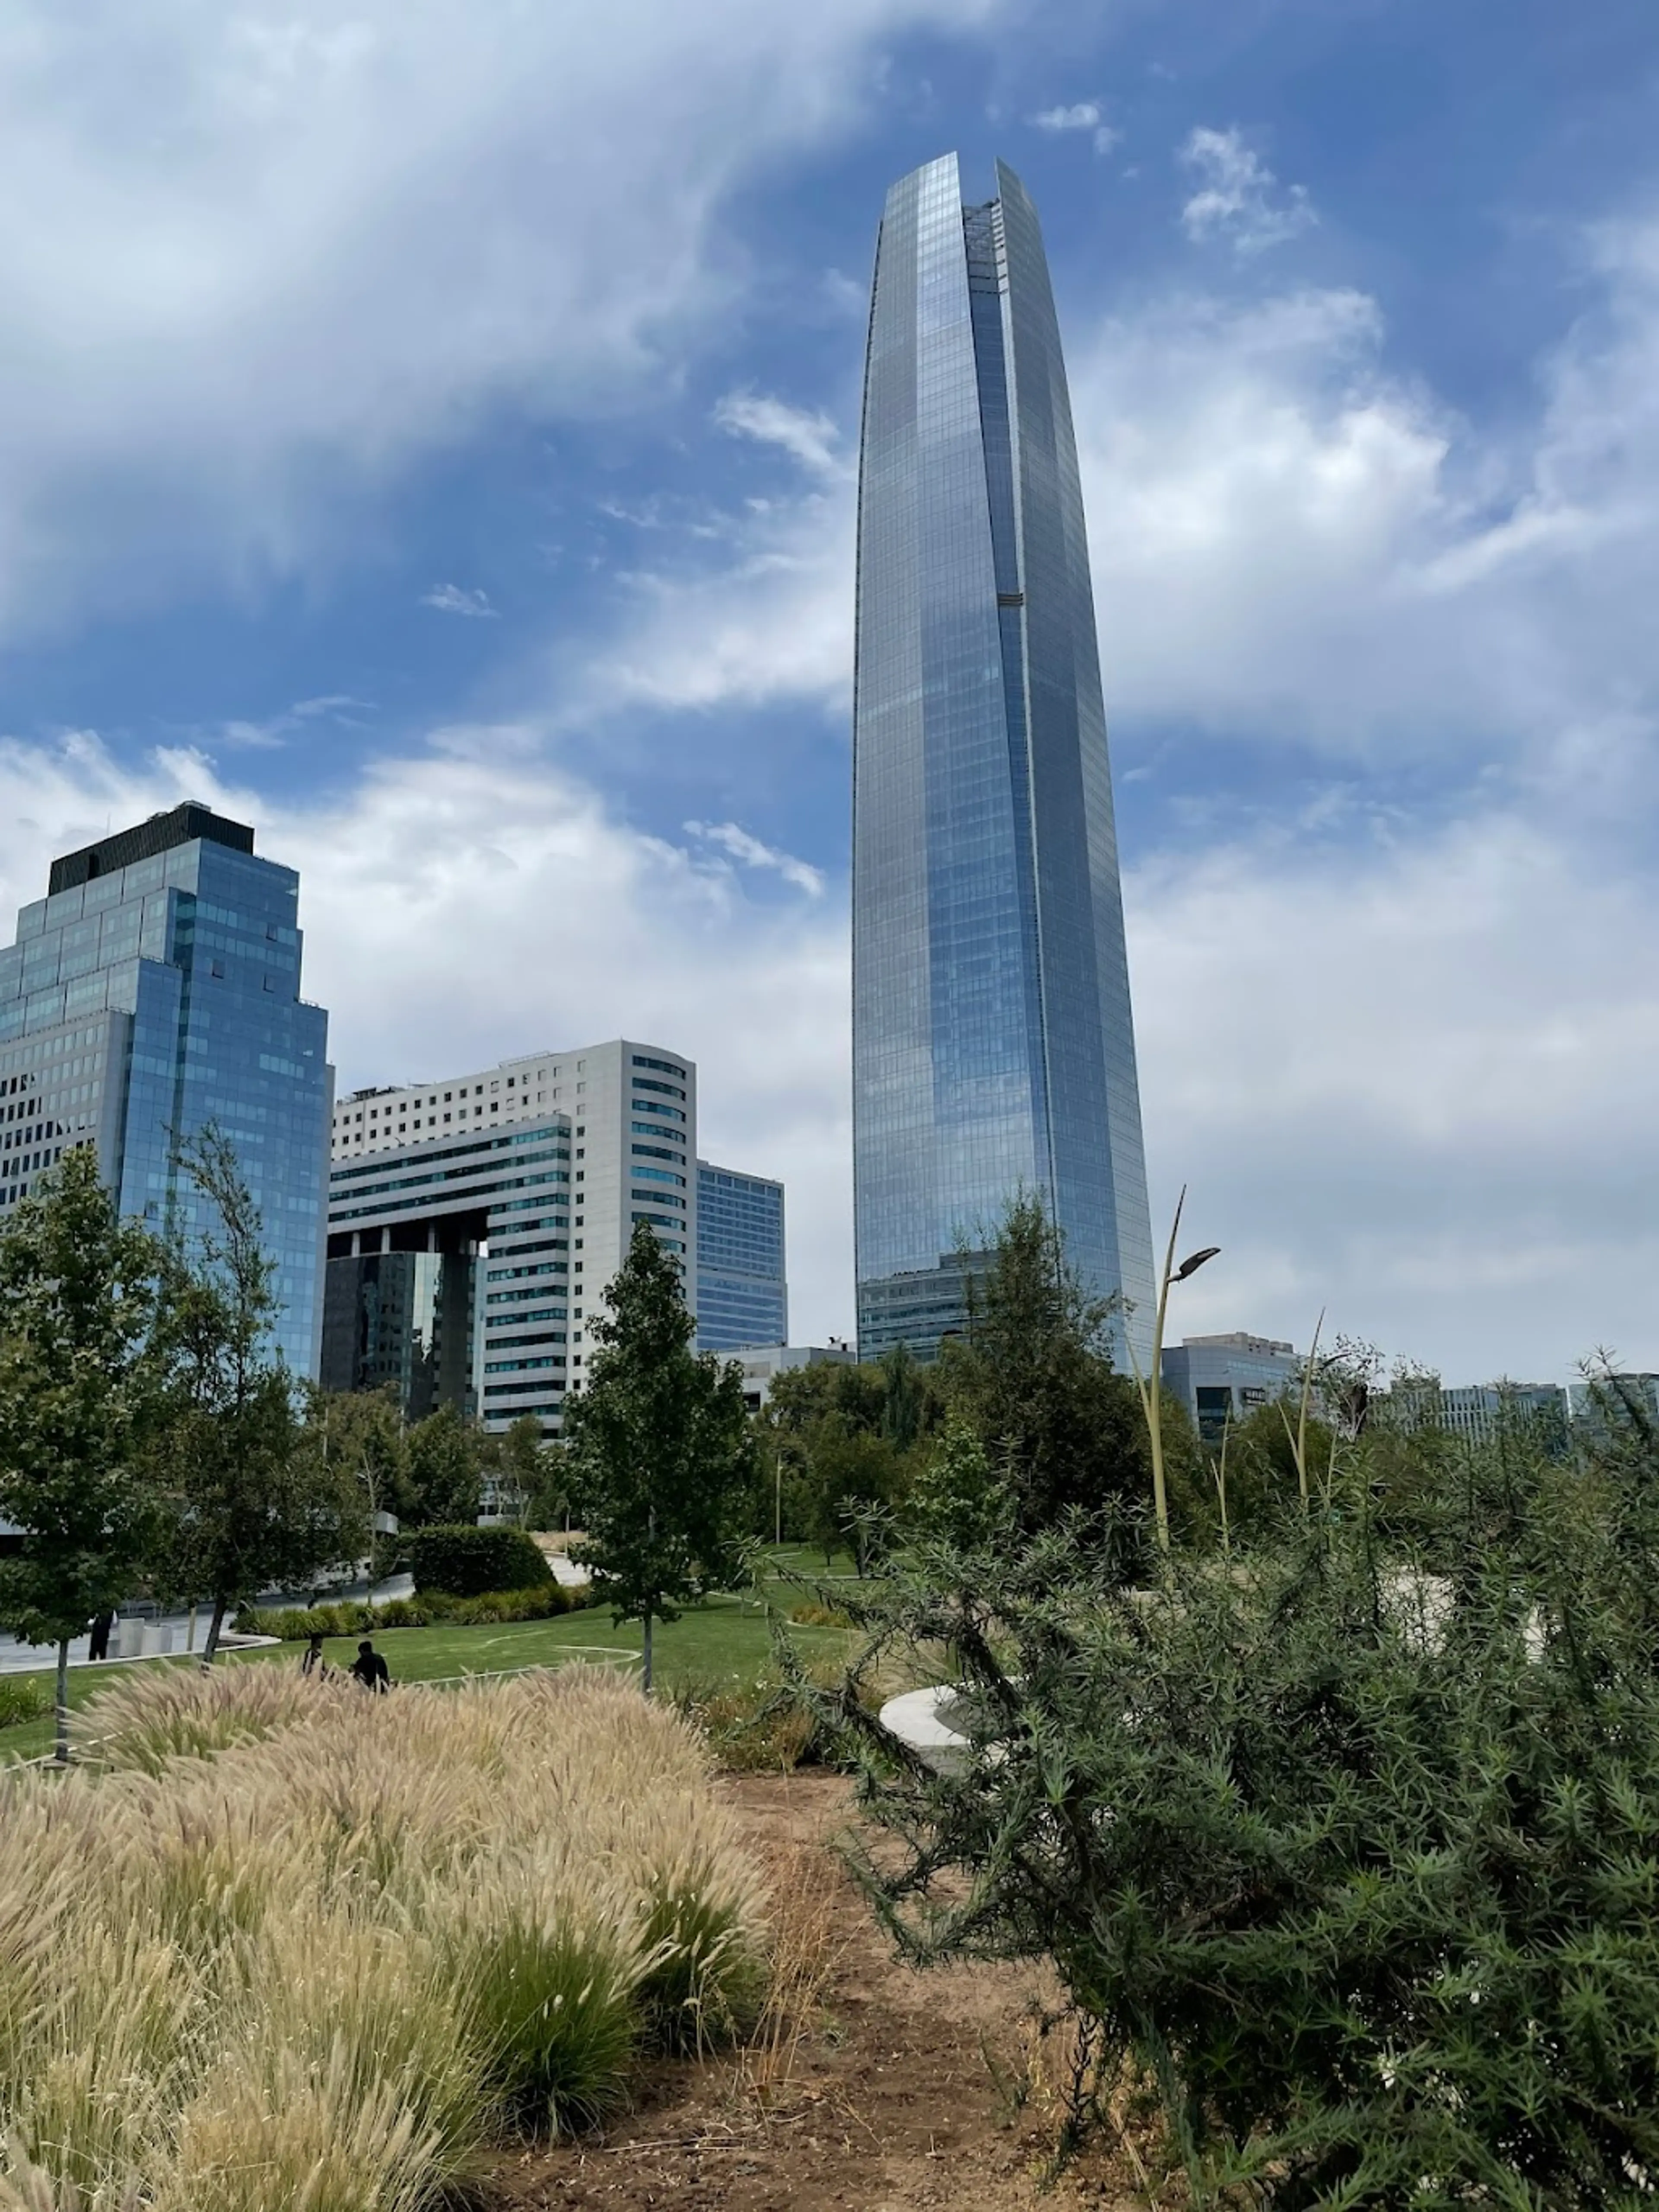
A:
[235, 1582, 597, 1640]
[410, 1524, 555, 1598]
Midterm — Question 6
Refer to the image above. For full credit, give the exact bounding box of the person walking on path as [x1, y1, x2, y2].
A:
[349, 1638, 390, 1693]
[301, 1632, 326, 1678]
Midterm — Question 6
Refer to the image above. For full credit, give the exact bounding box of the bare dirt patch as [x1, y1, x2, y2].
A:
[474, 1768, 1173, 2212]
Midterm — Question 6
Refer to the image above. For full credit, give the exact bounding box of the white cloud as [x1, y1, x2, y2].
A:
[1178, 124, 1316, 254]
[686, 819, 826, 896]
[1027, 99, 1118, 153]
[421, 583, 499, 619]
[1127, 787, 1659, 1381]
[0, 0, 1004, 640]
[715, 390, 848, 480]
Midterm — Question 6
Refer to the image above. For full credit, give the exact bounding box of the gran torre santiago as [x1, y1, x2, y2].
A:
[852, 153, 1157, 1365]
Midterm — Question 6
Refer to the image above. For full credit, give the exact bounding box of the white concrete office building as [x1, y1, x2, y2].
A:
[324, 1038, 695, 1434]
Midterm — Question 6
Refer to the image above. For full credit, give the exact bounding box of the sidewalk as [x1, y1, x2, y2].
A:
[0, 1572, 421, 1676]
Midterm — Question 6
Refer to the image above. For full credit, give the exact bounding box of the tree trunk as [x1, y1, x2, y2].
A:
[641, 1610, 653, 1696]
[200, 1593, 229, 1668]
[54, 1637, 70, 1766]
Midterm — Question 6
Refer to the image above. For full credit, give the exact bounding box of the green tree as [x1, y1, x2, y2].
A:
[487, 1413, 550, 1525]
[566, 1223, 755, 1690]
[403, 1401, 484, 1528]
[803, 1423, 908, 1572]
[150, 1128, 365, 1662]
[0, 1147, 162, 1761]
[939, 1191, 1166, 1540]
[880, 1340, 926, 1453]
[907, 1416, 1010, 1552]
[298, 1383, 407, 1579]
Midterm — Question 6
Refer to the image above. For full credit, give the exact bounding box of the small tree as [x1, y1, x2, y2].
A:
[297, 1382, 408, 1581]
[403, 1402, 485, 1528]
[151, 1128, 365, 1662]
[566, 1223, 755, 1690]
[939, 1191, 1166, 1539]
[0, 1146, 161, 1761]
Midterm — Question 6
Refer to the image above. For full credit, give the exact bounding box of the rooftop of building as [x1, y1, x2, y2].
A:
[48, 802, 255, 896]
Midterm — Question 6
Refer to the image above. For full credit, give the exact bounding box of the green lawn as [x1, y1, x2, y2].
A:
[0, 1547, 858, 1766]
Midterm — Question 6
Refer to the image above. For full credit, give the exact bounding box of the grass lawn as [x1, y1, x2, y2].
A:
[0, 1546, 859, 1766]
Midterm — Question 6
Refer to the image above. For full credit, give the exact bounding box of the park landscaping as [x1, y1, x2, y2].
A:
[0, 1663, 772, 2209]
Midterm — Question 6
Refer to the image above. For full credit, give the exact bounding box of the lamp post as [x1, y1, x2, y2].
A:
[1129, 1185, 1220, 1555]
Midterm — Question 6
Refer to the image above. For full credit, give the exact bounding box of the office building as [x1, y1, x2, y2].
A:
[324, 1039, 694, 1433]
[696, 1161, 787, 1353]
[0, 803, 331, 1374]
[724, 1341, 855, 1414]
[1161, 1334, 1301, 1448]
[852, 153, 1155, 1364]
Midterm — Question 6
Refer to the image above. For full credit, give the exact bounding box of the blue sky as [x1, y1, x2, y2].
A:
[1, 0, 1655, 1379]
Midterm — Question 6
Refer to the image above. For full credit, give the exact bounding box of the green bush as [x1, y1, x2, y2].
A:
[829, 1428, 1659, 2207]
[235, 1583, 580, 1639]
[410, 1524, 554, 1599]
[0, 1675, 48, 1729]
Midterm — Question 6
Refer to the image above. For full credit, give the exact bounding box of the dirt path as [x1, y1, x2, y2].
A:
[476, 1769, 1170, 2211]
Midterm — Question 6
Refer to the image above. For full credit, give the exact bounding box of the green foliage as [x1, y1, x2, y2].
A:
[403, 1401, 485, 1529]
[938, 1190, 1163, 1541]
[826, 1417, 1659, 2206]
[464, 1914, 642, 2136]
[149, 1128, 366, 1661]
[0, 1145, 164, 1759]
[299, 1384, 408, 1575]
[566, 1222, 756, 1689]
[409, 1523, 554, 1598]
[906, 1416, 1011, 1551]
[0, 1677, 48, 1730]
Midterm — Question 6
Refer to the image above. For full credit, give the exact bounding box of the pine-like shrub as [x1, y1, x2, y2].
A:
[410, 1525, 554, 1598]
[824, 1427, 1659, 2208]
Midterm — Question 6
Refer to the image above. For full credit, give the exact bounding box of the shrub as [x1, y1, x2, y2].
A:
[458, 1896, 642, 2136]
[0, 1678, 47, 1730]
[410, 1524, 554, 1598]
[827, 1437, 1659, 2206]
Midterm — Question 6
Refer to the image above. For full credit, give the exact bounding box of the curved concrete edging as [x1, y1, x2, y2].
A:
[878, 1685, 976, 1776]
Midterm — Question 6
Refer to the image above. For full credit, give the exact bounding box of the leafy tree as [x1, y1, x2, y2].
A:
[487, 1413, 551, 1526]
[403, 1401, 484, 1528]
[880, 1339, 926, 1452]
[906, 1416, 1010, 1552]
[938, 1191, 1174, 1540]
[297, 1383, 408, 1579]
[566, 1222, 755, 1690]
[0, 1147, 162, 1761]
[150, 1128, 365, 1662]
[802, 1423, 908, 1573]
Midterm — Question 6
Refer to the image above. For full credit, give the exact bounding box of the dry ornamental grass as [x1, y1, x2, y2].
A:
[0, 1665, 770, 2209]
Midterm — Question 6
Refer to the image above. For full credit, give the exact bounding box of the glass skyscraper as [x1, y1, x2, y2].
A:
[0, 804, 332, 1375]
[696, 1162, 787, 1353]
[852, 153, 1155, 1362]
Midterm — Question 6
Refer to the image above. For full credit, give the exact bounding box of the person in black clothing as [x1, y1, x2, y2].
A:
[349, 1639, 391, 1693]
[87, 1611, 114, 1663]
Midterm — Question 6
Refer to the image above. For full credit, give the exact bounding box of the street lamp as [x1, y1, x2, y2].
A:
[1128, 1186, 1220, 1555]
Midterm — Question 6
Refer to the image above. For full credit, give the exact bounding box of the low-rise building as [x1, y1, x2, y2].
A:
[1160, 1332, 1301, 1447]
[721, 1342, 855, 1413]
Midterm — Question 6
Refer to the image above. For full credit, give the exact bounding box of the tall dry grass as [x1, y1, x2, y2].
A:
[0, 1665, 769, 2208]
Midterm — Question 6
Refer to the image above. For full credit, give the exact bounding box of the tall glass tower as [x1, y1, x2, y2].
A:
[852, 153, 1155, 1363]
[0, 804, 332, 1375]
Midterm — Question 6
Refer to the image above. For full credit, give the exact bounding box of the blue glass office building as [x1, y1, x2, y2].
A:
[852, 153, 1155, 1362]
[696, 1162, 787, 1353]
[0, 805, 332, 1375]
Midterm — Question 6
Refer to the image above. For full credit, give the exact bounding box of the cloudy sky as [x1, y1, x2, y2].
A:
[0, 0, 1654, 1383]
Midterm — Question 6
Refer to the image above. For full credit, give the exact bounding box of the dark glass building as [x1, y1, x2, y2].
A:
[0, 804, 332, 1374]
[852, 153, 1155, 1362]
[695, 1161, 787, 1353]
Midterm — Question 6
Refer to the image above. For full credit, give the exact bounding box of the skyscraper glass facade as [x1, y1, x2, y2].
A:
[0, 807, 332, 1375]
[696, 1162, 787, 1353]
[852, 153, 1156, 1362]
